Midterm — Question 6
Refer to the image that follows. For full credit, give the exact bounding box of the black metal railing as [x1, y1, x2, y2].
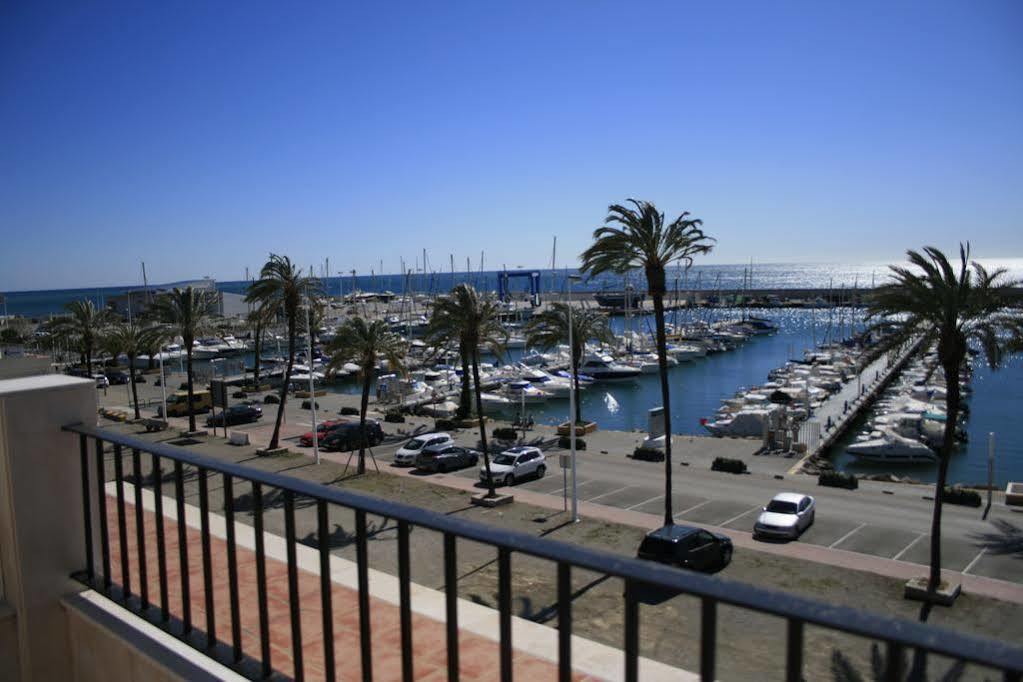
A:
[65, 423, 1023, 682]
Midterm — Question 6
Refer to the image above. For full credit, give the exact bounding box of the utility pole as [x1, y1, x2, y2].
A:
[307, 267, 319, 466]
[568, 274, 581, 523]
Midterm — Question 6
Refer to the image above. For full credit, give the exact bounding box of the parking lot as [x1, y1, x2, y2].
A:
[358, 436, 1022, 586]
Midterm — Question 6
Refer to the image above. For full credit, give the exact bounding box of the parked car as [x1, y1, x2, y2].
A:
[299, 419, 346, 447]
[206, 404, 263, 427]
[416, 444, 479, 473]
[93, 374, 110, 388]
[393, 432, 454, 466]
[105, 371, 130, 385]
[479, 446, 546, 486]
[322, 420, 384, 451]
[753, 492, 815, 540]
[637, 524, 733, 572]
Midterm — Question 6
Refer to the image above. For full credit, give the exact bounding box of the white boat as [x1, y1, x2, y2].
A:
[500, 380, 550, 404]
[846, 430, 938, 464]
[479, 392, 515, 410]
[518, 368, 576, 398]
[579, 354, 642, 381]
[703, 406, 780, 438]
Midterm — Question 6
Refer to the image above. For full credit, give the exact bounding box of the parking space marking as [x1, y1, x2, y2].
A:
[721, 506, 762, 527]
[891, 533, 926, 562]
[549, 478, 598, 497]
[962, 549, 987, 575]
[829, 523, 866, 549]
[583, 485, 633, 503]
[674, 499, 713, 518]
[627, 494, 663, 510]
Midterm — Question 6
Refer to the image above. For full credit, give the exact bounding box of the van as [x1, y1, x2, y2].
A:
[163, 390, 213, 417]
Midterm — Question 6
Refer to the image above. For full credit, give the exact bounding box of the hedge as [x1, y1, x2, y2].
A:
[711, 457, 748, 474]
[818, 470, 858, 490]
[339, 406, 360, 416]
[263, 394, 280, 405]
[632, 447, 664, 461]
[384, 409, 405, 423]
[559, 436, 586, 450]
[941, 485, 982, 508]
[434, 419, 456, 431]
[301, 400, 319, 410]
[492, 427, 519, 441]
[232, 391, 248, 399]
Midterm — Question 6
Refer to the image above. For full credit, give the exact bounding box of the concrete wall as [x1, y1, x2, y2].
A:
[63, 591, 242, 682]
[0, 375, 96, 681]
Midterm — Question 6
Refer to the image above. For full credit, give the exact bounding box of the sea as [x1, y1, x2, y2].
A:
[6, 259, 1023, 319]
[4, 260, 1022, 486]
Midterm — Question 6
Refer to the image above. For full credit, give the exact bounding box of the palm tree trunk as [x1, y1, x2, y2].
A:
[269, 317, 296, 450]
[86, 345, 93, 376]
[472, 347, 496, 497]
[925, 359, 961, 607]
[185, 346, 196, 433]
[458, 339, 472, 420]
[652, 290, 674, 526]
[129, 355, 141, 420]
[358, 370, 371, 475]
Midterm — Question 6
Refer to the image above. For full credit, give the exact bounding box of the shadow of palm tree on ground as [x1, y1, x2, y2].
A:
[831, 644, 964, 682]
[297, 519, 397, 550]
[230, 488, 318, 514]
[970, 519, 1023, 559]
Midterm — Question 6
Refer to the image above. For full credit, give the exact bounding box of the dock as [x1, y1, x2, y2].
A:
[788, 337, 926, 475]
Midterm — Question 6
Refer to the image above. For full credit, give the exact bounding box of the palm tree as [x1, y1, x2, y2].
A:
[150, 287, 218, 433]
[102, 321, 166, 420]
[525, 303, 612, 425]
[50, 299, 113, 374]
[245, 255, 320, 450]
[867, 245, 1021, 609]
[325, 317, 406, 474]
[425, 295, 473, 421]
[581, 199, 714, 526]
[427, 284, 508, 497]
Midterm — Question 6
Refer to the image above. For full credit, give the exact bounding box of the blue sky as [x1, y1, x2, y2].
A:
[1, 1, 1021, 290]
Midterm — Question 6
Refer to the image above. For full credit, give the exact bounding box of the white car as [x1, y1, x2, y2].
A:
[393, 432, 454, 466]
[753, 492, 815, 540]
[479, 446, 546, 486]
[93, 374, 110, 388]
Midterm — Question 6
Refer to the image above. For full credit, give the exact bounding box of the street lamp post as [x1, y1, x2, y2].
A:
[307, 268, 319, 466]
[568, 274, 581, 522]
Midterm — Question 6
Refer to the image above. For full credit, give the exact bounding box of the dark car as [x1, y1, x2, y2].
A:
[322, 420, 384, 451]
[105, 371, 130, 385]
[637, 524, 733, 572]
[206, 404, 263, 427]
[415, 444, 480, 473]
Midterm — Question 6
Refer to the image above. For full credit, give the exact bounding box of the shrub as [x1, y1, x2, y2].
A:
[492, 427, 518, 441]
[232, 391, 248, 399]
[941, 485, 982, 508]
[818, 470, 858, 490]
[632, 447, 664, 461]
[339, 406, 359, 416]
[301, 400, 319, 410]
[179, 382, 189, 391]
[384, 409, 405, 423]
[559, 436, 586, 450]
[711, 457, 748, 474]
[263, 394, 280, 405]
[434, 418, 456, 431]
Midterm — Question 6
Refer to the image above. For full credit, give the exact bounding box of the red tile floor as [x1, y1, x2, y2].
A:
[100, 493, 597, 681]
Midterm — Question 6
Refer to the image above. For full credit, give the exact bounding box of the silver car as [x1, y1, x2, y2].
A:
[753, 492, 815, 540]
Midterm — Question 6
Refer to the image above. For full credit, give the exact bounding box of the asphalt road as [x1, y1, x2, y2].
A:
[356, 429, 1023, 585]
